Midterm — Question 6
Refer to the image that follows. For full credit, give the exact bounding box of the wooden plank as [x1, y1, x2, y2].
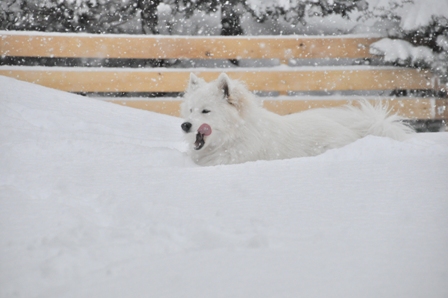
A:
[0, 67, 434, 93]
[107, 98, 440, 119]
[108, 99, 181, 116]
[262, 98, 437, 119]
[0, 31, 380, 59]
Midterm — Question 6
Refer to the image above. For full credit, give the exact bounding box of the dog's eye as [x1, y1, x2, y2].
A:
[202, 109, 210, 114]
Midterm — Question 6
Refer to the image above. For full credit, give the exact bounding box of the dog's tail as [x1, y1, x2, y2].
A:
[350, 100, 415, 141]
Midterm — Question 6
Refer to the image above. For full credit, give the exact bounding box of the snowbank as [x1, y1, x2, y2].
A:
[1, 76, 447, 297]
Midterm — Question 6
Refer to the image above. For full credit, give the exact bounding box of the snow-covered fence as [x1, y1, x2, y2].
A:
[0, 30, 446, 121]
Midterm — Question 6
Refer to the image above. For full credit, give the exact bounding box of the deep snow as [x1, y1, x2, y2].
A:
[1, 76, 448, 298]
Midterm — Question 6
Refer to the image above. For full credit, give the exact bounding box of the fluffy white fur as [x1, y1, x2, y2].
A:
[181, 73, 414, 166]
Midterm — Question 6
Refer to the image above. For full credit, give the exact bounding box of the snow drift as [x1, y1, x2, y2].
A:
[1, 76, 447, 298]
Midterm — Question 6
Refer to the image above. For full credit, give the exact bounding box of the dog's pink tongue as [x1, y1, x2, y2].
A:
[198, 123, 212, 136]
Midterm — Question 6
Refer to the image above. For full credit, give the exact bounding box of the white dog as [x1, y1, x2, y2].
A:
[181, 73, 414, 166]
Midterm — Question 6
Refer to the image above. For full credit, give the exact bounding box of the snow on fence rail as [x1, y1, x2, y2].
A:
[0, 30, 446, 120]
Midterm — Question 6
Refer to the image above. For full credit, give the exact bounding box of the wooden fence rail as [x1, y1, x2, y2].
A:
[1, 31, 380, 59]
[0, 67, 433, 93]
[0, 31, 446, 121]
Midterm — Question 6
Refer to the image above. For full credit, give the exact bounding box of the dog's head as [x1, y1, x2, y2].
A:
[180, 73, 251, 153]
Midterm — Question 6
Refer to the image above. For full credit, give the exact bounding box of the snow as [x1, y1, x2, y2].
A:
[365, 0, 448, 31]
[370, 38, 435, 65]
[0, 30, 381, 39]
[1, 75, 448, 297]
[437, 35, 448, 51]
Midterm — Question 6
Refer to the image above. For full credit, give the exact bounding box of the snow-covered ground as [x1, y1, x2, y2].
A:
[1, 75, 448, 298]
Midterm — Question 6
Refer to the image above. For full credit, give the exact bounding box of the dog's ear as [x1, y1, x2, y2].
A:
[187, 73, 204, 92]
[217, 73, 230, 99]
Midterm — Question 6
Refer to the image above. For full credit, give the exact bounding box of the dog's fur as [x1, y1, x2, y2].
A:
[181, 73, 414, 166]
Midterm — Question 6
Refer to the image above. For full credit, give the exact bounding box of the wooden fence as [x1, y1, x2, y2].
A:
[0, 31, 446, 121]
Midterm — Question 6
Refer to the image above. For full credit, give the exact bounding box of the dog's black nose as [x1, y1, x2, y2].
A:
[181, 122, 192, 132]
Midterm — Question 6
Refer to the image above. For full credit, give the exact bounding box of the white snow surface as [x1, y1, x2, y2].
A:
[1, 76, 448, 297]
